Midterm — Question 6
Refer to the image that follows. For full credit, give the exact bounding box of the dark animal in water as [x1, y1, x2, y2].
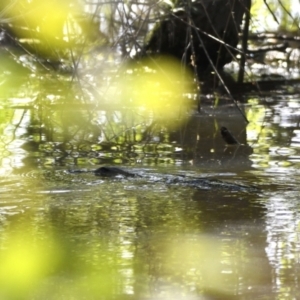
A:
[94, 166, 136, 177]
[143, 0, 247, 72]
[91, 166, 258, 193]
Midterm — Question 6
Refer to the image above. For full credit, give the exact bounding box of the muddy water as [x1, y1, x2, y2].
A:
[0, 93, 300, 299]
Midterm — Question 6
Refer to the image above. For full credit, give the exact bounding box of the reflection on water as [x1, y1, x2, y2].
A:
[265, 192, 300, 299]
[0, 172, 269, 299]
[1, 83, 300, 298]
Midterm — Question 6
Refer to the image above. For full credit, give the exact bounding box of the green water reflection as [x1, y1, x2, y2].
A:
[1, 65, 300, 299]
[0, 174, 270, 299]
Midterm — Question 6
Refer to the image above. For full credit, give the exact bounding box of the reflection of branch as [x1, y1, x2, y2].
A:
[105, 121, 150, 143]
[9, 109, 28, 145]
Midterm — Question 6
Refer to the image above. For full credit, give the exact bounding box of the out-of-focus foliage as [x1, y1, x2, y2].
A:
[0, 220, 118, 299]
[0, 0, 103, 60]
[116, 56, 195, 126]
[0, 218, 255, 300]
[0, 227, 62, 299]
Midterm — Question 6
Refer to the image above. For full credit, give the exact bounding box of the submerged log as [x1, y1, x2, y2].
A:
[143, 0, 248, 73]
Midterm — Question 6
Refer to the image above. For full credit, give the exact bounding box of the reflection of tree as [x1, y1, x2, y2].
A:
[34, 174, 273, 298]
[0, 94, 256, 170]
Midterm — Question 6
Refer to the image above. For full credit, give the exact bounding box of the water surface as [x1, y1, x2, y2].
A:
[1, 67, 300, 299]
